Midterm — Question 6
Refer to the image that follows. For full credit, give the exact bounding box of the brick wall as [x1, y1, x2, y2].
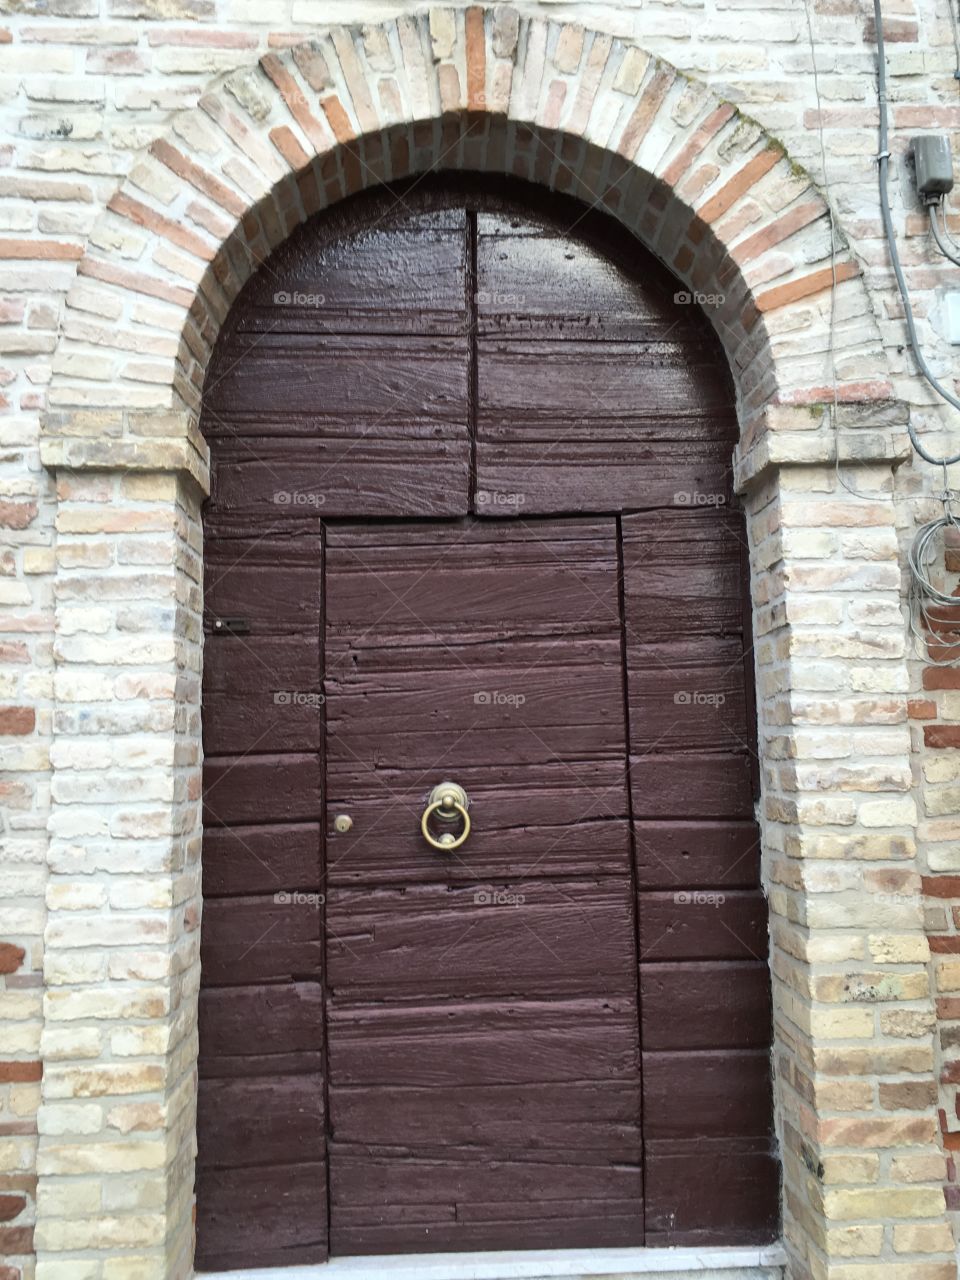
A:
[0, 3, 958, 1279]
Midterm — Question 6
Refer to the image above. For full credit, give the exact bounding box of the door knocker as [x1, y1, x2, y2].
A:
[421, 781, 471, 851]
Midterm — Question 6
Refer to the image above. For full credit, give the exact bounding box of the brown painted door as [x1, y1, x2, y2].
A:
[323, 518, 642, 1254]
[195, 176, 778, 1272]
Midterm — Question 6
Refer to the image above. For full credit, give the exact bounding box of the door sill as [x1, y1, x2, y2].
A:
[199, 1243, 787, 1280]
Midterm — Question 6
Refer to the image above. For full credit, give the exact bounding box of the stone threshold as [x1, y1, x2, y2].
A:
[200, 1243, 788, 1280]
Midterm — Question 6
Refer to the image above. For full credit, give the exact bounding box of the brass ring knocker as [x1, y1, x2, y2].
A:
[421, 782, 471, 851]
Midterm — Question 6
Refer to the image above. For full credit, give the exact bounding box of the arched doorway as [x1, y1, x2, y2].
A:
[195, 176, 777, 1270]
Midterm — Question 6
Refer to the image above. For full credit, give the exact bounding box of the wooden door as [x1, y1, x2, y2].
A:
[323, 518, 641, 1254]
[195, 177, 778, 1272]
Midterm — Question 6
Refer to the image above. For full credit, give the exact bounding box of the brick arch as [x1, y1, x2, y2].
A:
[43, 6, 890, 473]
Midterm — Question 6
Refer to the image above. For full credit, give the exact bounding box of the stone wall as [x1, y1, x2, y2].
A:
[0, 3, 957, 1280]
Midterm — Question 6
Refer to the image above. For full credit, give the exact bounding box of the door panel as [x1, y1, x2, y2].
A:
[197, 527, 327, 1270]
[622, 507, 775, 1246]
[323, 517, 643, 1255]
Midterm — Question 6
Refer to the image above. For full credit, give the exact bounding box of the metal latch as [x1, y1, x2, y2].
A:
[211, 617, 250, 636]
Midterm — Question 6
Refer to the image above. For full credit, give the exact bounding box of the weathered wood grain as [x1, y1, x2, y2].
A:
[194, 1161, 328, 1270]
[644, 1138, 779, 1246]
[197, 1074, 325, 1168]
[199, 982, 324, 1077]
[200, 893, 322, 985]
[639, 961, 772, 1050]
[633, 820, 761, 889]
[202, 822, 320, 898]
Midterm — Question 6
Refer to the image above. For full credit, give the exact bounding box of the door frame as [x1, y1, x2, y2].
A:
[36, 12, 930, 1280]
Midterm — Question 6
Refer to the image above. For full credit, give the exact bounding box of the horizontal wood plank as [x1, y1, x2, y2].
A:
[201, 893, 322, 985]
[197, 1074, 325, 1169]
[327, 878, 637, 1000]
[199, 982, 323, 1077]
[644, 1138, 779, 1246]
[633, 820, 761, 890]
[639, 961, 772, 1051]
[637, 889, 768, 962]
[194, 1161, 328, 1270]
[642, 1049, 773, 1140]
[202, 822, 320, 898]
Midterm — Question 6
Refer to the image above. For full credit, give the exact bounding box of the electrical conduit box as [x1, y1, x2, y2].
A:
[913, 135, 955, 200]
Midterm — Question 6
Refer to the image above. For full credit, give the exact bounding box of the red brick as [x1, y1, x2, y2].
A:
[0, 1062, 40, 1084]
[0, 706, 33, 735]
[924, 667, 960, 690]
[617, 66, 675, 160]
[269, 125, 309, 172]
[320, 94, 354, 145]
[149, 138, 247, 219]
[755, 259, 859, 313]
[465, 6, 486, 113]
[929, 935, 960, 953]
[925, 725, 960, 750]
[731, 200, 825, 264]
[0, 238, 81, 261]
[698, 147, 783, 223]
[0, 1229, 32, 1256]
[259, 52, 331, 153]
[894, 106, 960, 129]
[923, 876, 960, 899]
[78, 256, 193, 310]
[662, 103, 735, 187]
[0, 945, 24, 976]
[0, 502, 36, 531]
[937, 998, 960, 1019]
[108, 191, 214, 262]
[909, 698, 938, 720]
[0, 1196, 25, 1224]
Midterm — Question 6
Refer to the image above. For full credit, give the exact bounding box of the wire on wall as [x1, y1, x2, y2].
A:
[802, 0, 882, 500]
[874, 0, 960, 662]
[930, 201, 960, 267]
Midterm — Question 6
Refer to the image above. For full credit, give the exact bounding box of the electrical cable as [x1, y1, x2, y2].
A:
[875, 0, 960, 455]
[909, 489, 960, 665]
[803, 0, 883, 500]
[949, 0, 960, 89]
[930, 200, 960, 267]
[874, 0, 960, 662]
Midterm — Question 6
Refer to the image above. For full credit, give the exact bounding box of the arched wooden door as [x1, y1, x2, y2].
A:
[196, 177, 777, 1270]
